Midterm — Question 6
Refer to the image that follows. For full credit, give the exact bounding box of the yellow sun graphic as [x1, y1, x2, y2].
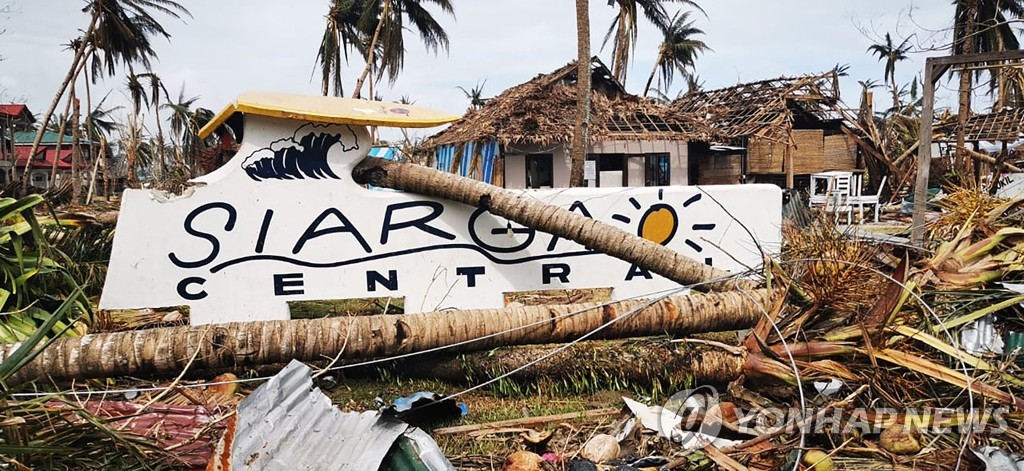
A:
[612, 190, 717, 265]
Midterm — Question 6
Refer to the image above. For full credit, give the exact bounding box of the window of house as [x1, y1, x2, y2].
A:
[645, 153, 670, 186]
[525, 154, 553, 188]
[31, 172, 47, 188]
[599, 154, 624, 171]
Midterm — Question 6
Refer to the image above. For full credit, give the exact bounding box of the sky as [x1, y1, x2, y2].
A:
[0, 1, 959, 143]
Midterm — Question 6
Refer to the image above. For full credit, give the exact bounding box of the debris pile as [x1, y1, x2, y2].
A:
[3, 171, 1024, 469]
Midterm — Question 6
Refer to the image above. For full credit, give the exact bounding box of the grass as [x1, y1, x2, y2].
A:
[324, 372, 634, 461]
[288, 297, 404, 318]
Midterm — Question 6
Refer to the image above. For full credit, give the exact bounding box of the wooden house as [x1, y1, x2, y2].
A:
[669, 70, 865, 189]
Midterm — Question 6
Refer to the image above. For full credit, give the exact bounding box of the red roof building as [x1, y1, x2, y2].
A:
[14, 146, 77, 169]
[0, 104, 34, 122]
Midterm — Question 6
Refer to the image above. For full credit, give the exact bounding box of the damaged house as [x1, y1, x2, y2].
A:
[420, 57, 699, 189]
[669, 69, 867, 188]
[421, 64, 872, 192]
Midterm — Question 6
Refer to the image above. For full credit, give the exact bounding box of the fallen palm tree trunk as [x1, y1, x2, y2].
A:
[0, 289, 773, 384]
[352, 157, 757, 292]
[398, 340, 746, 388]
[958, 144, 1024, 172]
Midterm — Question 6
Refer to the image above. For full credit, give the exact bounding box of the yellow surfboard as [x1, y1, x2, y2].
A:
[199, 91, 460, 138]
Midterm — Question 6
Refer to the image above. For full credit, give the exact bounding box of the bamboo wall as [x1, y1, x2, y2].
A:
[747, 137, 785, 174]
[820, 133, 858, 172]
[696, 154, 742, 185]
[747, 130, 857, 175]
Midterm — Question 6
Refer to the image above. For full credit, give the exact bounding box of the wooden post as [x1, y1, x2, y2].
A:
[785, 125, 794, 189]
[912, 59, 936, 245]
[911, 49, 1024, 245]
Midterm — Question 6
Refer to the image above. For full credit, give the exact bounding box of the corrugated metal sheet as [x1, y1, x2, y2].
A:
[226, 360, 409, 470]
[49, 400, 228, 469]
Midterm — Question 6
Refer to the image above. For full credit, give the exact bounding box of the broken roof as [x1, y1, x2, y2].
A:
[422, 57, 701, 148]
[668, 70, 843, 144]
[940, 108, 1024, 142]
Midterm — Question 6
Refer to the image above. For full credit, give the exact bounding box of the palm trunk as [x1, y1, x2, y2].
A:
[86, 136, 105, 205]
[0, 288, 771, 384]
[352, 0, 390, 99]
[47, 95, 73, 188]
[956, 0, 978, 187]
[352, 157, 757, 292]
[101, 140, 111, 199]
[399, 340, 746, 387]
[890, 78, 900, 112]
[127, 105, 140, 188]
[22, 12, 97, 194]
[643, 56, 661, 97]
[83, 60, 97, 204]
[70, 93, 82, 203]
[154, 97, 167, 179]
[571, 0, 591, 187]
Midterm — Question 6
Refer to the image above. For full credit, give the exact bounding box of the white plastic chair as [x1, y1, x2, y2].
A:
[850, 175, 887, 223]
[826, 174, 853, 224]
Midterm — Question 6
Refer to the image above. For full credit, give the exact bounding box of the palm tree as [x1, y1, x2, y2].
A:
[83, 93, 122, 201]
[23, 0, 189, 192]
[951, 0, 1024, 181]
[163, 85, 215, 177]
[163, 84, 198, 164]
[350, 0, 455, 98]
[85, 92, 122, 143]
[602, 0, 704, 84]
[316, 0, 365, 96]
[642, 10, 709, 97]
[685, 73, 704, 93]
[954, 0, 1024, 86]
[867, 32, 911, 107]
[125, 72, 149, 187]
[140, 72, 169, 177]
[456, 79, 487, 110]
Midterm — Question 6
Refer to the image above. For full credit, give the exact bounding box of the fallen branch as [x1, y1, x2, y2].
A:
[352, 157, 757, 292]
[0, 289, 774, 384]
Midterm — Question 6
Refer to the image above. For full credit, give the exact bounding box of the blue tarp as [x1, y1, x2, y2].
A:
[368, 146, 401, 160]
[459, 142, 475, 177]
[435, 145, 456, 172]
[480, 140, 498, 184]
[434, 140, 498, 183]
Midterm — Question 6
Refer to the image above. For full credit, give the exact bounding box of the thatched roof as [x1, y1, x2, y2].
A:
[668, 70, 843, 144]
[422, 58, 701, 149]
[938, 108, 1024, 142]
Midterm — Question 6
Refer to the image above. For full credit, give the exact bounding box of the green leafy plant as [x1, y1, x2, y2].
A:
[0, 195, 90, 343]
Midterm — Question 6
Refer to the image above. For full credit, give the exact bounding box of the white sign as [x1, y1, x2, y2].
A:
[584, 160, 597, 180]
[101, 115, 781, 325]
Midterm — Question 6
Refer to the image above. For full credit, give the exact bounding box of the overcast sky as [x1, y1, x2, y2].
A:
[1, 1, 958, 142]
